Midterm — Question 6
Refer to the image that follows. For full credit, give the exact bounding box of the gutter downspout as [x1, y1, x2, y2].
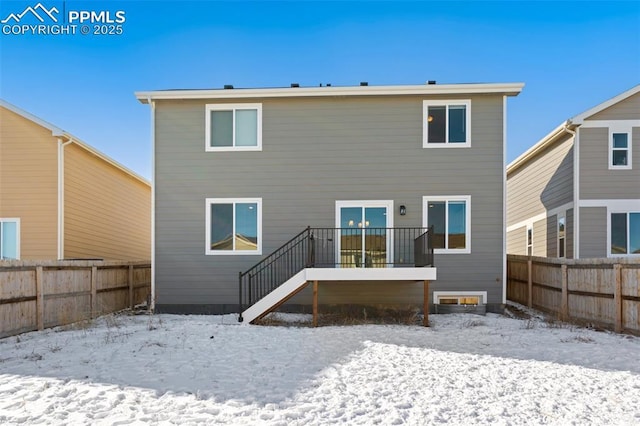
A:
[57, 138, 73, 260]
[563, 122, 578, 259]
[149, 96, 156, 311]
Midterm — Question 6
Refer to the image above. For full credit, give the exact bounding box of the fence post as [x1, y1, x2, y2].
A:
[128, 264, 134, 309]
[560, 264, 568, 320]
[36, 266, 44, 330]
[91, 266, 97, 318]
[423, 280, 430, 327]
[614, 263, 622, 333]
[527, 259, 532, 308]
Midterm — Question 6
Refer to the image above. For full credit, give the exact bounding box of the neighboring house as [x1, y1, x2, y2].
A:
[136, 82, 524, 320]
[507, 85, 640, 259]
[0, 100, 151, 261]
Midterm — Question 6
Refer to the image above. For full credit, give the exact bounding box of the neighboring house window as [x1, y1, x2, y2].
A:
[526, 225, 533, 256]
[423, 196, 471, 254]
[557, 215, 566, 258]
[609, 128, 632, 170]
[205, 103, 262, 151]
[423, 100, 471, 147]
[0, 218, 20, 260]
[206, 198, 262, 255]
[610, 212, 640, 255]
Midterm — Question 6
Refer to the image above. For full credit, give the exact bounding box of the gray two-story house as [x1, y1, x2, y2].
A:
[507, 84, 640, 259]
[136, 82, 523, 321]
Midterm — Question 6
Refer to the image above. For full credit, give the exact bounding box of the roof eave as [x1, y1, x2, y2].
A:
[135, 82, 525, 103]
[507, 120, 576, 176]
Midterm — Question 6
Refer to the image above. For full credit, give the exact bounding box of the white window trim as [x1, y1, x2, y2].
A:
[557, 212, 566, 258]
[205, 198, 262, 255]
[205, 103, 263, 152]
[422, 195, 471, 254]
[608, 125, 632, 170]
[433, 291, 487, 305]
[423, 99, 471, 148]
[526, 224, 533, 256]
[608, 210, 640, 258]
[0, 218, 21, 260]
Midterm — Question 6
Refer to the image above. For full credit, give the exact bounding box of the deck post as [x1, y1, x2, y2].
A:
[312, 280, 319, 327]
[423, 280, 430, 327]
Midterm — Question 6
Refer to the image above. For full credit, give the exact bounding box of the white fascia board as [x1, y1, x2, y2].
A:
[507, 120, 573, 175]
[62, 133, 151, 186]
[0, 99, 149, 187]
[571, 84, 640, 125]
[135, 83, 525, 103]
[1, 98, 64, 136]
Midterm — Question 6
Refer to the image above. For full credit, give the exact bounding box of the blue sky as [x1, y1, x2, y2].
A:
[1, 1, 639, 180]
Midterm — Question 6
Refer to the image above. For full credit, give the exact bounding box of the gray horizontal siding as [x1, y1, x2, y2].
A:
[579, 127, 640, 200]
[507, 133, 574, 226]
[155, 94, 506, 308]
[532, 218, 547, 257]
[547, 215, 557, 257]
[579, 207, 607, 258]
[586, 92, 640, 121]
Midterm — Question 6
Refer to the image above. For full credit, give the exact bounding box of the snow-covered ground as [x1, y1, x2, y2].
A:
[1, 309, 639, 425]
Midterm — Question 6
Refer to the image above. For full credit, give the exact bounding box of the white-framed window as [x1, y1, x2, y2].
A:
[610, 212, 639, 256]
[526, 225, 533, 256]
[0, 218, 20, 260]
[422, 196, 471, 254]
[557, 214, 566, 258]
[609, 126, 632, 170]
[205, 103, 262, 152]
[423, 100, 471, 148]
[205, 198, 262, 255]
[434, 291, 486, 306]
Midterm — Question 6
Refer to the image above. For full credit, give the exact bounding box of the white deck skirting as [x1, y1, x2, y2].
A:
[241, 267, 437, 324]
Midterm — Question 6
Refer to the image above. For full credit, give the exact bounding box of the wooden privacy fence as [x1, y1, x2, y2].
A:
[0, 260, 151, 338]
[507, 255, 640, 334]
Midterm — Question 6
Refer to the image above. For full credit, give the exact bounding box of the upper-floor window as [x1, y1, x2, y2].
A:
[205, 103, 262, 152]
[610, 212, 639, 255]
[609, 127, 632, 170]
[0, 218, 20, 260]
[423, 196, 471, 254]
[423, 100, 471, 148]
[526, 225, 533, 256]
[206, 198, 262, 255]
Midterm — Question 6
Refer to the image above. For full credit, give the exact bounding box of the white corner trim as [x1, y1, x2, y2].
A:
[502, 95, 507, 304]
[57, 138, 73, 260]
[574, 128, 580, 259]
[150, 99, 156, 311]
[433, 291, 487, 305]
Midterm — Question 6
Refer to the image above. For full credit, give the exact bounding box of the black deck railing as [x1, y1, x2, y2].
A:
[238, 226, 433, 320]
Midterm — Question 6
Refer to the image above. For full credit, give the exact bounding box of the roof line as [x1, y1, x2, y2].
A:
[135, 82, 524, 103]
[1, 99, 150, 186]
[571, 84, 640, 124]
[507, 120, 573, 175]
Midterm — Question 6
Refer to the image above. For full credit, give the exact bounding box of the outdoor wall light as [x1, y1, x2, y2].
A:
[399, 205, 406, 216]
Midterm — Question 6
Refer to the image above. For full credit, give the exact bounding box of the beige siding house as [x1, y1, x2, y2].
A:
[0, 100, 151, 261]
[507, 84, 640, 259]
